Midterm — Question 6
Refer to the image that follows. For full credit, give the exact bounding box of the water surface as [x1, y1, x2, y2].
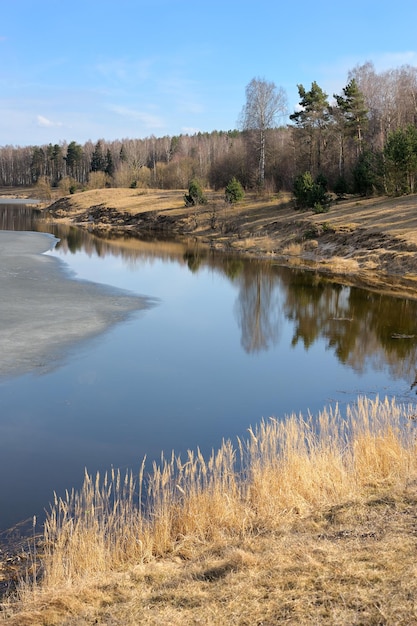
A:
[1, 203, 416, 531]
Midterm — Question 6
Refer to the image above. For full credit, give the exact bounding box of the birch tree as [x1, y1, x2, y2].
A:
[240, 77, 288, 186]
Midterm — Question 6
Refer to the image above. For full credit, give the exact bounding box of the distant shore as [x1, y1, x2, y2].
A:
[42, 188, 417, 300]
[2, 185, 417, 298]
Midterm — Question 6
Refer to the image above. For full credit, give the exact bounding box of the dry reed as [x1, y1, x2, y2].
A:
[2, 395, 417, 624]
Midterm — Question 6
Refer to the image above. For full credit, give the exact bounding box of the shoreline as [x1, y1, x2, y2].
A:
[0, 230, 154, 595]
[42, 189, 417, 301]
[2, 195, 417, 620]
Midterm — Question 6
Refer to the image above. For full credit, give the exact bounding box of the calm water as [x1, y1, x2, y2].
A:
[1, 203, 417, 531]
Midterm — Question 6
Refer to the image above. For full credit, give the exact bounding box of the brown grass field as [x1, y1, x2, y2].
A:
[2, 189, 417, 623]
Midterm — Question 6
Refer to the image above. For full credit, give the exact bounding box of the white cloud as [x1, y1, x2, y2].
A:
[36, 115, 63, 128]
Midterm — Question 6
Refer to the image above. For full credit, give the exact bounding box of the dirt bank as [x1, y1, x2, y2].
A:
[43, 188, 417, 298]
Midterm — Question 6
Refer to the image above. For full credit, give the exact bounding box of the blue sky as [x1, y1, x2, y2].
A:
[1, 0, 417, 147]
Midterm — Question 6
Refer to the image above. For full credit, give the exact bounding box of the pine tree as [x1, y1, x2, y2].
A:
[290, 82, 331, 176]
[184, 179, 207, 206]
[384, 125, 417, 194]
[105, 148, 114, 177]
[225, 177, 245, 203]
[65, 141, 83, 180]
[334, 79, 368, 156]
[91, 141, 105, 172]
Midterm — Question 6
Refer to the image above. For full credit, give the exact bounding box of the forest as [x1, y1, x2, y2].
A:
[1, 62, 417, 202]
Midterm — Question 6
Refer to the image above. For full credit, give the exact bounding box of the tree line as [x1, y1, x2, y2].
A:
[1, 61, 417, 200]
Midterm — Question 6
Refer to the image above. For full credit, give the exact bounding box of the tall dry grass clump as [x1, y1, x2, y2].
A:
[245, 396, 416, 527]
[2, 395, 417, 622]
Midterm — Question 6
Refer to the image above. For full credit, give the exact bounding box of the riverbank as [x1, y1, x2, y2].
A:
[2, 397, 417, 625]
[2, 190, 417, 623]
[43, 188, 417, 299]
[0, 229, 154, 596]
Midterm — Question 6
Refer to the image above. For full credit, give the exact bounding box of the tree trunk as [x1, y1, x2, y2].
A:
[259, 129, 265, 184]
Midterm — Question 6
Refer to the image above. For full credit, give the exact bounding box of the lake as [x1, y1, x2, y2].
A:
[1, 202, 417, 532]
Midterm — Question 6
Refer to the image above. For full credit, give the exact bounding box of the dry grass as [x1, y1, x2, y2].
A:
[2, 396, 417, 624]
[63, 187, 186, 215]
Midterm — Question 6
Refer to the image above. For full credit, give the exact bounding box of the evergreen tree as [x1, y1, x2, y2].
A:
[30, 147, 46, 182]
[184, 179, 207, 206]
[290, 82, 331, 176]
[384, 125, 417, 194]
[105, 148, 114, 177]
[119, 145, 128, 162]
[353, 150, 383, 196]
[65, 141, 83, 180]
[293, 171, 331, 211]
[334, 79, 368, 157]
[91, 140, 105, 172]
[225, 177, 245, 203]
[47, 143, 64, 185]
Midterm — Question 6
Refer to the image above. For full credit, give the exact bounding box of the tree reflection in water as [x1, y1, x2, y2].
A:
[4, 206, 417, 389]
[51, 222, 417, 386]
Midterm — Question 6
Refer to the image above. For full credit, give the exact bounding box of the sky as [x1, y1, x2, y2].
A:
[1, 0, 417, 147]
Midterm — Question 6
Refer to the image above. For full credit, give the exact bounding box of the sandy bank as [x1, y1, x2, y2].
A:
[0, 231, 153, 377]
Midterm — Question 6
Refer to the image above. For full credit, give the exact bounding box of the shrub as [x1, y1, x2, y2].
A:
[334, 176, 349, 198]
[59, 176, 78, 196]
[353, 150, 384, 196]
[293, 171, 331, 211]
[312, 202, 329, 214]
[225, 177, 245, 203]
[184, 179, 207, 207]
[35, 176, 52, 201]
[87, 171, 111, 190]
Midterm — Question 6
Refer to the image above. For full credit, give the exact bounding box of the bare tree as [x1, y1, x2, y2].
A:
[239, 77, 288, 186]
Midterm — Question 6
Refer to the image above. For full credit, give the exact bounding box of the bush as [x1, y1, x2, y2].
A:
[353, 150, 384, 196]
[87, 171, 111, 190]
[334, 176, 349, 198]
[184, 179, 207, 207]
[225, 177, 245, 203]
[312, 202, 329, 214]
[58, 176, 78, 196]
[35, 176, 52, 201]
[293, 171, 331, 211]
